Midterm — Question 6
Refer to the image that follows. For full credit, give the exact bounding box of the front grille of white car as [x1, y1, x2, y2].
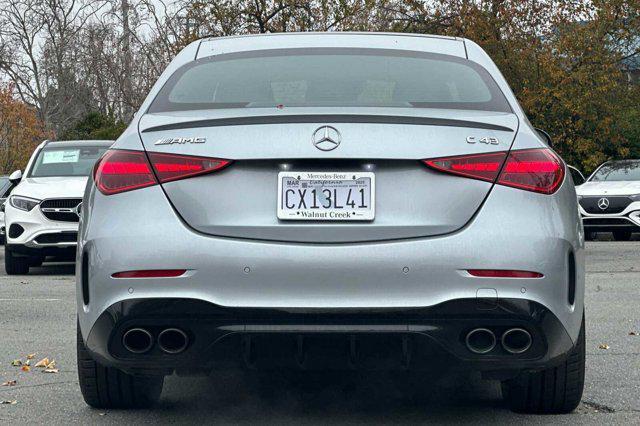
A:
[579, 196, 632, 214]
[40, 198, 82, 223]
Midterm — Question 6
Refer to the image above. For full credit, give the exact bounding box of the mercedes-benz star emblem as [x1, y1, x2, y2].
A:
[312, 126, 341, 151]
[597, 197, 609, 210]
[75, 202, 82, 218]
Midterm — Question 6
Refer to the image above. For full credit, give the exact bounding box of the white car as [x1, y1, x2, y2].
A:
[576, 159, 640, 240]
[0, 175, 14, 243]
[4, 140, 113, 274]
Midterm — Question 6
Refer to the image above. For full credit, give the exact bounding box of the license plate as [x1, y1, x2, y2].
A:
[277, 171, 375, 221]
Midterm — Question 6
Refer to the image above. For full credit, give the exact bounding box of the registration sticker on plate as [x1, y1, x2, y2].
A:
[277, 171, 375, 221]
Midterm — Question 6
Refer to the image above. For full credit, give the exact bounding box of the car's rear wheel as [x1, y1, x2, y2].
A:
[77, 324, 164, 408]
[4, 246, 29, 275]
[612, 230, 632, 241]
[502, 314, 585, 414]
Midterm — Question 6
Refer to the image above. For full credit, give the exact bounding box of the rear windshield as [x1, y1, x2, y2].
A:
[29, 145, 109, 178]
[149, 48, 512, 113]
[590, 161, 640, 182]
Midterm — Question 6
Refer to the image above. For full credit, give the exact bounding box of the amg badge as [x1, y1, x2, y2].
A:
[154, 137, 206, 145]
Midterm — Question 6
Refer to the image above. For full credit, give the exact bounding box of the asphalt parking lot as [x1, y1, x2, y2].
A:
[0, 242, 639, 425]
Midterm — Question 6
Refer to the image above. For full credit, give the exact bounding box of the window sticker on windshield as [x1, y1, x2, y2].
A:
[42, 150, 80, 164]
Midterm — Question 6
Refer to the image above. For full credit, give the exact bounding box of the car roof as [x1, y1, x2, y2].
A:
[601, 159, 640, 167]
[44, 140, 114, 148]
[199, 31, 460, 43]
[196, 32, 467, 60]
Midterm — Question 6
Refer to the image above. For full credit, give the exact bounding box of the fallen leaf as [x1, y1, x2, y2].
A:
[1, 380, 17, 387]
[99, 413, 107, 416]
[43, 368, 59, 374]
[23, 359, 30, 366]
[0, 400, 17, 405]
[34, 358, 49, 368]
[10, 360, 22, 367]
[629, 331, 638, 336]
[598, 344, 610, 350]
[26, 353, 36, 360]
[45, 360, 56, 369]
[21, 365, 30, 372]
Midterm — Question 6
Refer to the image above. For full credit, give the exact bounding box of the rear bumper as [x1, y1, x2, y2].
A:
[84, 297, 575, 376]
[77, 176, 585, 354]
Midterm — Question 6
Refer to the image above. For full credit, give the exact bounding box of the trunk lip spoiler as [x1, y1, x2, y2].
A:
[140, 114, 514, 134]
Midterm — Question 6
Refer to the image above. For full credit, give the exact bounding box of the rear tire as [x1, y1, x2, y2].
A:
[77, 324, 164, 408]
[502, 314, 585, 414]
[612, 230, 632, 241]
[4, 246, 29, 275]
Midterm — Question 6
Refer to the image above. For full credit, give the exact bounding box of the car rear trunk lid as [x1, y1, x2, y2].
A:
[138, 108, 518, 243]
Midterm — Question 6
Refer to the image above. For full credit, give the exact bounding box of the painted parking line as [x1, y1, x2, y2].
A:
[0, 298, 61, 301]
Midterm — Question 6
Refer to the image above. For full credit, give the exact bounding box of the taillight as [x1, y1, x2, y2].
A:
[147, 152, 230, 183]
[95, 149, 231, 195]
[94, 150, 157, 195]
[423, 152, 507, 183]
[423, 148, 564, 194]
[497, 149, 564, 194]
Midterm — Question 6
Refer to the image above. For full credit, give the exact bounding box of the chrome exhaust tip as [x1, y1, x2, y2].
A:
[501, 328, 532, 354]
[465, 328, 496, 354]
[158, 328, 189, 354]
[122, 328, 153, 354]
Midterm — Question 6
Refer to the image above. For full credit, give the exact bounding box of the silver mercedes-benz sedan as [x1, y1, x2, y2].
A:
[76, 32, 585, 413]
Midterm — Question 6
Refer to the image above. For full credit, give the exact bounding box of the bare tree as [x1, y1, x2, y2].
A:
[0, 0, 104, 134]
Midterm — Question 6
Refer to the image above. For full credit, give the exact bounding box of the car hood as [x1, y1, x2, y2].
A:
[577, 181, 640, 196]
[12, 176, 88, 200]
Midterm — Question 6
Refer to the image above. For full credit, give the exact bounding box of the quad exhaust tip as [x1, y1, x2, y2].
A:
[122, 328, 153, 354]
[465, 328, 496, 354]
[501, 328, 532, 354]
[158, 328, 189, 354]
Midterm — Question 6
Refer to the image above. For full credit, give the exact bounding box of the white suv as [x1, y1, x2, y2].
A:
[4, 140, 112, 274]
[576, 159, 640, 240]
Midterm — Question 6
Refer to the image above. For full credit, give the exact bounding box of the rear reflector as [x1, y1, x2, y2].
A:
[95, 149, 231, 195]
[112, 269, 187, 278]
[467, 270, 543, 278]
[423, 148, 564, 194]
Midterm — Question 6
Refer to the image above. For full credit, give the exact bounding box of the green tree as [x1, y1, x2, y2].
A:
[61, 111, 126, 141]
[388, 0, 640, 173]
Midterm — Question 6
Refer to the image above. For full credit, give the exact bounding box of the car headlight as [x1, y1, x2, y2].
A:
[630, 194, 640, 201]
[9, 195, 41, 211]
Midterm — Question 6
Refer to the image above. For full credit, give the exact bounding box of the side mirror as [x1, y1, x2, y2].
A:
[567, 165, 585, 186]
[535, 128, 553, 147]
[9, 170, 22, 184]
